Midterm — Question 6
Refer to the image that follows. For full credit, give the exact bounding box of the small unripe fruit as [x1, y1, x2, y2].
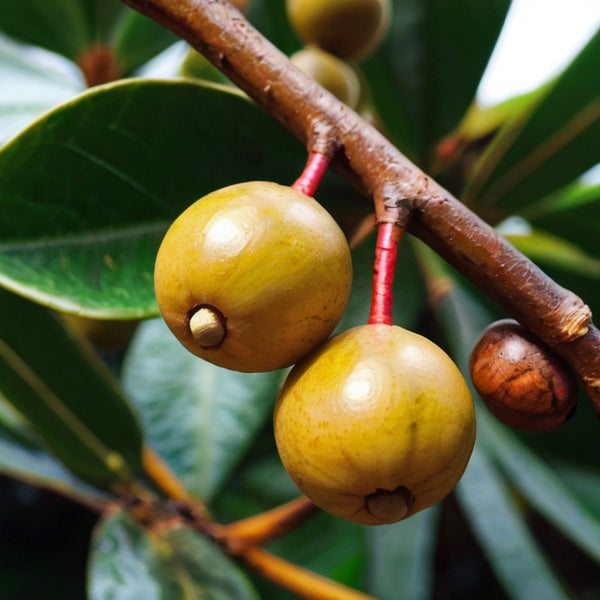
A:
[469, 319, 579, 432]
[274, 324, 476, 525]
[286, 0, 392, 62]
[154, 181, 352, 373]
[290, 46, 362, 109]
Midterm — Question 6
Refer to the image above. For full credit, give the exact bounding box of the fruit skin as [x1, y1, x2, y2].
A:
[286, 0, 392, 62]
[469, 319, 579, 433]
[290, 46, 362, 109]
[154, 181, 352, 373]
[274, 324, 476, 525]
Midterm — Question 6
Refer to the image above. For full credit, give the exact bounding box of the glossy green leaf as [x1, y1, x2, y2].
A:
[0, 287, 143, 487]
[122, 318, 283, 501]
[464, 25, 600, 212]
[362, 0, 511, 162]
[366, 506, 440, 600]
[0, 78, 332, 317]
[0, 37, 83, 144]
[88, 507, 259, 600]
[480, 414, 600, 565]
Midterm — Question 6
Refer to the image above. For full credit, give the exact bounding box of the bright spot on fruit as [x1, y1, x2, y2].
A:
[204, 213, 251, 256]
[342, 366, 380, 412]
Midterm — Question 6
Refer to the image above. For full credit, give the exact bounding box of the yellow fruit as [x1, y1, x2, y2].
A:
[290, 46, 362, 109]
[274, 324, 476, 525]
[286, 0, 392, 62]
[469, 319, 579, 432]
[154, 181, 352, 373]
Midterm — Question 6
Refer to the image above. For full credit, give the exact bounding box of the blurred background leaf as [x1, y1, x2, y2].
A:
[363, 0, 512, 163]
[88, 507, 260, 600]
[0, 286, 143, 488]
[463, 25, 600, 214]
[122, 318, 283, 502]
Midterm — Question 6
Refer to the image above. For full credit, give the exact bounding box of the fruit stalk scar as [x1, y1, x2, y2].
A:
[368, 221, 403, 325]
[365, 486, 415, 523]
[292, 151, 330, 197]
[189, 306, 226, 348]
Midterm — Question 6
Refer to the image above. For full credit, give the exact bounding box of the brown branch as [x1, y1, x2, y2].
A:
[118, 0, 600, 415]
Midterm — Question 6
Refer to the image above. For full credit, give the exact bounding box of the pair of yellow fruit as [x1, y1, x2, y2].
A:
[154, 181, 476, 526]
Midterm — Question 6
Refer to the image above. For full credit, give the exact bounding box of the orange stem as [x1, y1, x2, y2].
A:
[218, 496, 319, 553]
[241, 546, 377, 600]
[141, 445, 207, 512]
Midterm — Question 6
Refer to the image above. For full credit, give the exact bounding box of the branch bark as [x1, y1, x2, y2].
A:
[118, 0, 600, 415]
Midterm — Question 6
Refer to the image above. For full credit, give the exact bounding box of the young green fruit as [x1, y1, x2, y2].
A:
[290, 46, 362, 109]
[274, 324, 476, 525]
[286, 0, 392, 62]
[469, 319, 579, 432]
[154, 181, 352, 373]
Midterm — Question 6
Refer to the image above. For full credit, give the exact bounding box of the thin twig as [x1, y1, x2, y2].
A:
[241, 546, 378, 600]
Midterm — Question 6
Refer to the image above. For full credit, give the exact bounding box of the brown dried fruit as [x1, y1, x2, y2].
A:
[469, 319, 579, 432]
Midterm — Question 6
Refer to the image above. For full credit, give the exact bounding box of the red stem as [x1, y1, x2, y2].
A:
[368, 222, 403, 325]
[292, 152, 330, 197]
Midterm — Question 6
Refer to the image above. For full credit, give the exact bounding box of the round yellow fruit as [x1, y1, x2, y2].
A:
[290, 46, 362, 109]
[286, 0, 392, 62]
[154, 181, 352, 373]
[274, 324, 476, 525]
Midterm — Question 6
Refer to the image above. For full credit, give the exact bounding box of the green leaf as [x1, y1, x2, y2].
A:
[456, 443, 573, 600]
[110, 10, 178, 74]
[0, 287, 143, 487]
[366, 506, 441, 600]
[122, 318, 283, 501]
[0, 0, 95, 59]
[88, 507, 259, 600]
[0, 37, 83, 144]
[0, 398, 109, 507]
[522, 182, 600, 258]
[464, 24, 600, 212]
[480, 414, 600, 566]
[504, 229, 600, 279]
[0, 78, 333, 318]
[363, 0, 511, 162]
[423, 255, 574, 600]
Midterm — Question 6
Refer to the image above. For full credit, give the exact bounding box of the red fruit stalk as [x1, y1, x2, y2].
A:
[368, 221, 403, 325]
[292, 152, 330, 197]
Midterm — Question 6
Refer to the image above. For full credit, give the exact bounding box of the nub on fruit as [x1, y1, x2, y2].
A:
[469, 319, 579, 432]
[274, 324, 476, 525]
[154, 181, 352, 373]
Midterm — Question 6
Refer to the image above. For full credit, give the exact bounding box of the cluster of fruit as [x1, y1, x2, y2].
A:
[154, 0, 578, 527]
[154, 176, 476, 526]
[286, 0, 391, 120]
